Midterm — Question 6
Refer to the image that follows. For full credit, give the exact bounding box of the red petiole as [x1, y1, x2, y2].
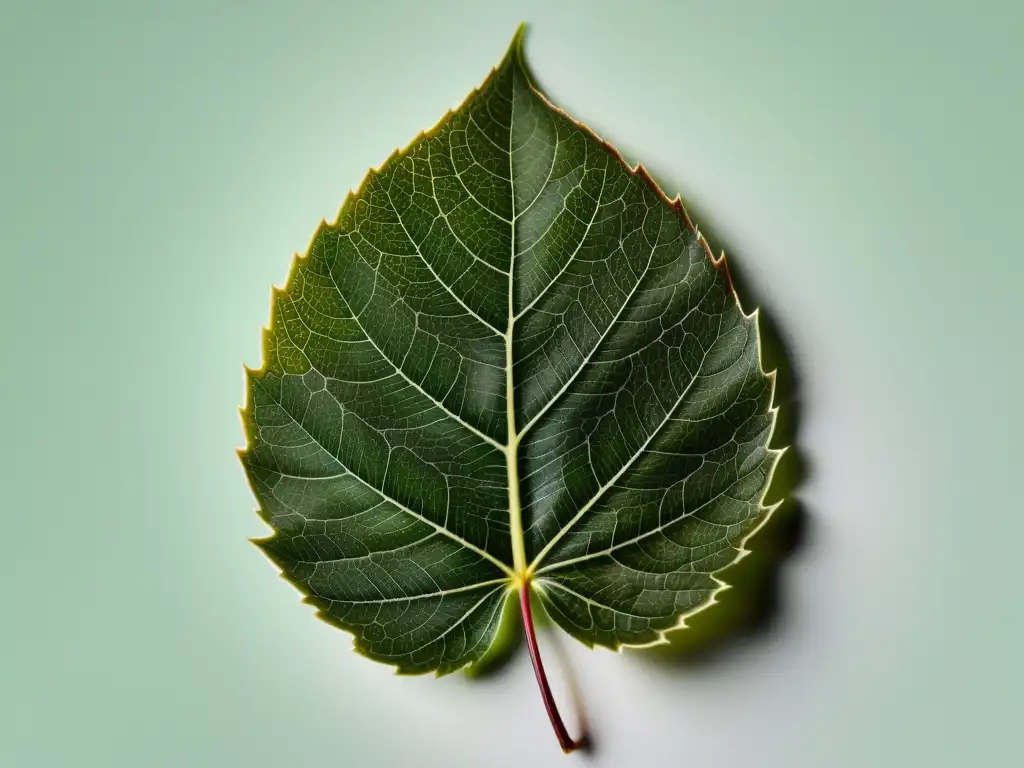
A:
[519, 583, 583, 754]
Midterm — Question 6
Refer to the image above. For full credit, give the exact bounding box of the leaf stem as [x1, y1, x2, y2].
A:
[519, 583, 582, 754]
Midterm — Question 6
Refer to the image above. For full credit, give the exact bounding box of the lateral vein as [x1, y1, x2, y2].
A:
[252, 376, 515, 578]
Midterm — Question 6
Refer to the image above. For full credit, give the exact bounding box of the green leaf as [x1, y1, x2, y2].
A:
[240, 26, 781, 682]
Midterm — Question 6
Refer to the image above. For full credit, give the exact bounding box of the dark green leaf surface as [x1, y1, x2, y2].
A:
[240, 28, 781, 675]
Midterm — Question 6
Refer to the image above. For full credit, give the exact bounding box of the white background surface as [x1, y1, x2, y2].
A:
[1, 1, 1020, 766]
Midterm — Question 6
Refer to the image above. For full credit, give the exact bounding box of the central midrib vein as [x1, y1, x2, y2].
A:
[506, 78, 527, 580]
[506, 318, 525, 578]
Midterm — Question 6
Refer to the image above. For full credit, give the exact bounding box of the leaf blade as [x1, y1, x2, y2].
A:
[240, 27, 782, 673]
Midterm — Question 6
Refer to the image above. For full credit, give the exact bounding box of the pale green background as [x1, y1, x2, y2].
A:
[1, 1, 1021, 766]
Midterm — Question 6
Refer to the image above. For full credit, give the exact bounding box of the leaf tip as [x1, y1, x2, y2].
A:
[512, 21, 528, 53]
[501, 22, 531, 76]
